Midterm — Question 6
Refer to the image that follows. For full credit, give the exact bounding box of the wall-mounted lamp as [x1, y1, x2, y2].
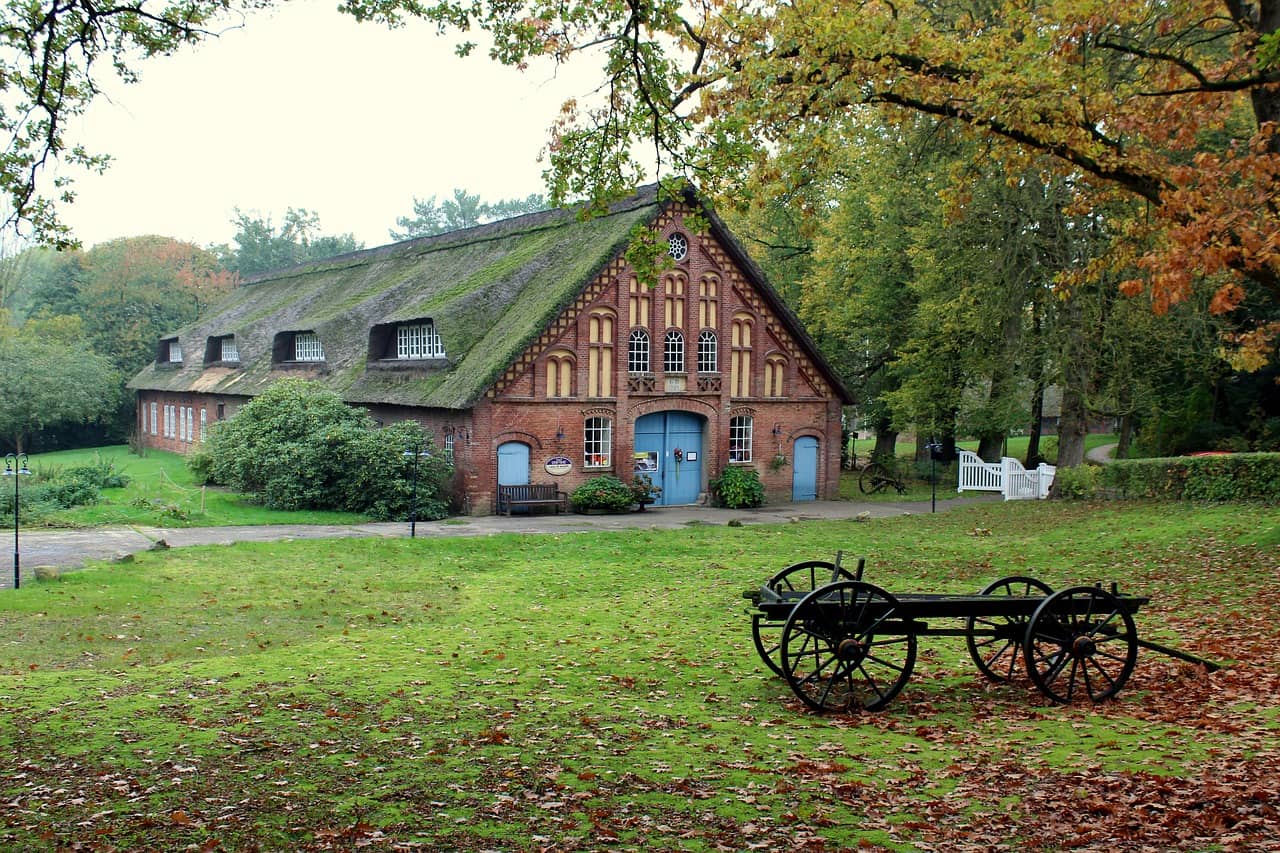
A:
[555, 426, 565, 442]
[772, 424, 783, 437]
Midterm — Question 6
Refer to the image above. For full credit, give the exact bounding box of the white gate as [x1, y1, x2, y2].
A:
[957, 450, 1055, 500]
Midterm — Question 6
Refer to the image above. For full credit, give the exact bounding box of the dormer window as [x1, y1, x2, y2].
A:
[294, 332, 324, 362]
[396, 321, 446, 359]
[158, 337, 182, 366]
[205, 335, 241, 365]
[366, 319, 448, 368]
[272, 330, 326, 366]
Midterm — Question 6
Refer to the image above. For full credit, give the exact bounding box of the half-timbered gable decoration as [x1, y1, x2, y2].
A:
[129, 184, 850, 512]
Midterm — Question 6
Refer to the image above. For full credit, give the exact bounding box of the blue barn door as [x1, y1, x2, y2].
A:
[634, 412, 704, 506]
[792, 436, 819, 502]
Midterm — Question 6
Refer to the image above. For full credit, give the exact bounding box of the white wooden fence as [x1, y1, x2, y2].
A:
[957, 450, 1056, 500]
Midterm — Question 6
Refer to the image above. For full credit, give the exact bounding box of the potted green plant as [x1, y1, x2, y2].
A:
[630, 474, 662, 510]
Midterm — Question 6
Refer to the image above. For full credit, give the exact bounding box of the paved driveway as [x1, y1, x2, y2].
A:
[3, 496, 996, 589]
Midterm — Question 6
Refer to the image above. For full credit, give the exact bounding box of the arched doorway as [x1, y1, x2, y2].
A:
[634, 411, 705, 505]
[792, 436, 819, 502]
[497, 441, 530, 488]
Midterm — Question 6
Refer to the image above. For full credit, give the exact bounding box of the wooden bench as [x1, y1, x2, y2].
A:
[497, 483, 568, 516]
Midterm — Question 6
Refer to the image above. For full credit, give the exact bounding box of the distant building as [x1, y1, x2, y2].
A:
[128, 185, 852, 513]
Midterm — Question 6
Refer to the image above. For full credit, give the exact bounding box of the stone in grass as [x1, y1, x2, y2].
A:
[34, 565, 60, 581]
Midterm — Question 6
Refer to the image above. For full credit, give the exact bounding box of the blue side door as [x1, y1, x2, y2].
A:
[634, 411, 704, 505]
[497, 441, 531, 513]
[792, 436, 819, 502]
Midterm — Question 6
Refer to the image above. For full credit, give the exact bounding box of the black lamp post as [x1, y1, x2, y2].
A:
[3, 453, 30, 589]
[403, 442, 431, 538]
[924, 440, 943, 514]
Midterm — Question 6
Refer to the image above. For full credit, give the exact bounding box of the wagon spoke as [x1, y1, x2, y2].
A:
[967, 575, 1053, 683]
[1026, 587, 1140, 704]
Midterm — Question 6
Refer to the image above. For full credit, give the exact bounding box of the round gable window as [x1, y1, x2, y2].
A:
[667, 232, 689, 261]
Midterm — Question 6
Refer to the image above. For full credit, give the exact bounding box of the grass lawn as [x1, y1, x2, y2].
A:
[22, 446, 373, 528]
[1, 500, 1276, 850]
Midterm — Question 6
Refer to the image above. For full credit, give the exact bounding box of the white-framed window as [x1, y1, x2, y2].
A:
[163, 405, 174, 438]
[200, 409, 207, 442]
[149, 402, 158, 436]
[668, 232, 688, 261]
[698, 330, 718, 373]
[141, 403, 148, 435]
[168, 341, 183, 363]
[628, 329, 650, 374]
[584, 417, 611, 468]
[397, 322, 446, 359]
[220, 337, 239, 362]
[443, 433, 454, 463]
[729, 415, 753, 463]
[186, 407, 196, 442]
[179, 406, 186, 442]
[664, 330, 684, 373]
[295, 332, 324, 362]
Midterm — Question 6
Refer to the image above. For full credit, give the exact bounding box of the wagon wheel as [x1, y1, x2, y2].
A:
[780, 581, 917, 712]
[965, 575, 1054, 682]
[752, 561, 857, 677]
[858, 462, 891, 495]
[1023, 586, 1139, 704]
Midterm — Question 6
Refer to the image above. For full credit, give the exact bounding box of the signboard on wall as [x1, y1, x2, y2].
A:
[544, 456, 572, 476]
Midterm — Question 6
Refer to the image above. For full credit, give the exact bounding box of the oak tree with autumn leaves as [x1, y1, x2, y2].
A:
[339, 0, 1279, 367]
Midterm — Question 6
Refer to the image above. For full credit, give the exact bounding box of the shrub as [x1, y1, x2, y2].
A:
[709, 466, 765, 508]
[570, 476, 636, 513]
[1098, 453, 1280, 502]
[201, 379, 453, 520]
[1050, 465, 1099, 500]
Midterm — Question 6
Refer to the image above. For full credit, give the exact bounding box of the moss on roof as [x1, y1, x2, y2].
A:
[128, 188, 662, 409]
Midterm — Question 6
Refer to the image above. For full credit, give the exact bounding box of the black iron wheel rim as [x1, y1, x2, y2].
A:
[753, 561, 855, 677]
[965, 575, 1054, 683]
[1023, 586, 1138, 704]
[780, 581, 916, 713]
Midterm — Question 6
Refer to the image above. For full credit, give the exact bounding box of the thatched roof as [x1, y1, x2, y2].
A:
[128, 185, 851, 409]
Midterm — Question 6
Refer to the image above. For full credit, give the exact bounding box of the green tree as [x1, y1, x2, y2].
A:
[220, 208, 363, 277]
[344, 0, 1280, 363]
[389, 189, 547, 240]
[0, 313, 120, 453]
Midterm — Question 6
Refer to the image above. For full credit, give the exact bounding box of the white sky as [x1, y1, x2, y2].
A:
[60, 0, 601, 251]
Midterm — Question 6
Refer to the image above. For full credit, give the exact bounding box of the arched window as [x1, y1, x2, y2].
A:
[587, 309, 615, 397]
[664, 330, 684, 373]
[729, 415, 753, 462]
[628, 329, 650, 374]
[545, 349, 575, 398]
[663, 271, 686, 328]
[731, 313, 753, 397]
[698, 273, 719, 329]
[628, 276, 651, 327]
[697, 330, 718, 373]
[584, 417, 612, 468]
[764, 355, 787, 397]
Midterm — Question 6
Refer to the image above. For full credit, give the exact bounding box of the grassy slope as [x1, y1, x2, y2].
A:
[1, 500, 1277, 850]
[22, 446, 371, 528]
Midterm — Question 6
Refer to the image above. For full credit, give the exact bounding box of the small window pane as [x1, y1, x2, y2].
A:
[295, 332, 324, 361]
[628, 329, 650, 374]
[584, 417, 612, 468]
[697, 331, 717, 373]
[168, 341, 182, 363]
[397, 322, 446, 359]
[729, 416, 753, 463]
[664, 330, 684, 373]
[220, 337, 239, 362]
[444, 433, 455, 463]
[668, 233, 688, 261]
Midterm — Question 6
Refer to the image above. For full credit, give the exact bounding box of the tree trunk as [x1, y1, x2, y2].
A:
[872, 428, 898, 462]
[1056, 385, 1088, 467]
[1026, 382, 1045, 467]
[977, 434, 1003, 462]
[1117, 413, 1133, 459]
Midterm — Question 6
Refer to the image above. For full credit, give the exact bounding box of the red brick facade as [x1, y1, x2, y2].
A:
[136, 203, 845, 514]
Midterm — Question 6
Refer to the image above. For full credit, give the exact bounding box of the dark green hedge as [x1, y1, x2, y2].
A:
[1096, 453, 1280, 501]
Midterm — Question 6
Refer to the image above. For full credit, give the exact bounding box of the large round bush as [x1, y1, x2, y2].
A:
[197, 379, 452, 519]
